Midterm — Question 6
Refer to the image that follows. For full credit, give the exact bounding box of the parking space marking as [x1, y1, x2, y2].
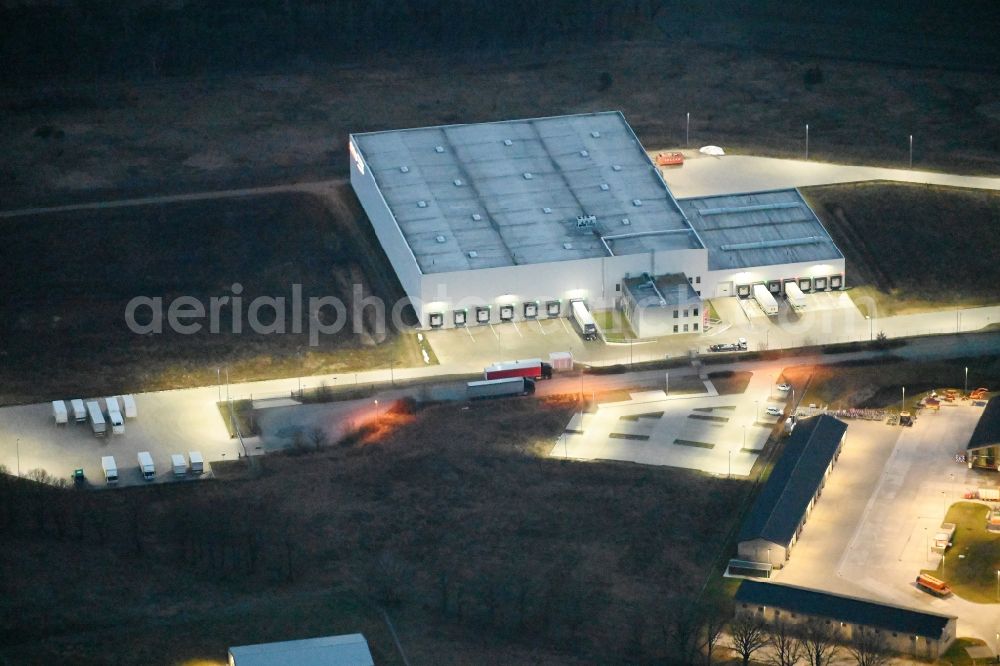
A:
[559, 317, 573, 336]
[535, 319, 546, 335]
[511, 321, 523, 338]
[464, 326, 475, 341]
[488, 323, 499, 340]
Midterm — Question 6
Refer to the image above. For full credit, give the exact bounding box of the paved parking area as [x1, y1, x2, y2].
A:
[553, 371, 788, 475]
[774, 402, 998, 649]
[0, 388, 234, 487]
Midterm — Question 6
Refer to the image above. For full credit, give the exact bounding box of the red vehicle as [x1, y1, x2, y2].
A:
[484, 359, 553, 381]
[915, 573, 952, 597]
[655, 151, 684, 166]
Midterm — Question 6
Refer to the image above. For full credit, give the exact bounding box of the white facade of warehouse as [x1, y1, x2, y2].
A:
[349, 112, 845, 331]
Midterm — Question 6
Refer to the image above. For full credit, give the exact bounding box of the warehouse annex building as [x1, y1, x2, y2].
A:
[734, 415, 847, 570]
[349, 111, 845, 331]
[967, 395, 1000, 471]
[735, 581, 957, 660]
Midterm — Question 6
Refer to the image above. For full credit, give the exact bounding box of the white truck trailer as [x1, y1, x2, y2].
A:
[784, 281, 806, 311]
[137, 451, 155, 481]
[188, 451, 205, 474]
[171, 454, 187, 477]
[752, 284, 779, 316]
[570, 300, 598, 340]
[467, 377, 536, 399]
[70, 399, 87, 423]
[52, 400, 68, 425]
[104, 397, 125, 435]
[101, 456, 118, 485]
[119, 394, 138, 419]
[87, 400, 107, 437]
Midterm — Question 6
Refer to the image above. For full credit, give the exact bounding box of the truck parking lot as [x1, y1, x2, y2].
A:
[0, 387, 235, 487]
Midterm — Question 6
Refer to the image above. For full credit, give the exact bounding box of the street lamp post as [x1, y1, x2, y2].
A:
[901, 386, 906, 414]
[965, 366, 969, 395]
[728, 449, 732, 479]
[909, 134, 913, 168]
[805, 124, 810, 160]
[217, 367, 221, 402]
[686, 112, 690, 147]
[15, 438, 20, 477]
[866, 315, 872, 341]
[996, 570, 999, 601]
[374, 399, 380, 425]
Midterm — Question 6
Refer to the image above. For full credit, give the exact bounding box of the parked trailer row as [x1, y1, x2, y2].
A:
[54, 395, 138, 434]
[99, 451, 204, 485]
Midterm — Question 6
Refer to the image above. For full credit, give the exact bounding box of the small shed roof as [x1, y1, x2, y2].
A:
[736, 581, 955, 638]
[968, 396, 1000, 451]
[228, 633, 374, 666]
[738, 415, 847, 548]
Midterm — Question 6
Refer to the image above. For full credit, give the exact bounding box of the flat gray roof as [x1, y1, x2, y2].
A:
[229, 634, 373, 666]
[352, 112, 700, 274]
[677, 189, 843, 271]
[623, 273, 701, 307]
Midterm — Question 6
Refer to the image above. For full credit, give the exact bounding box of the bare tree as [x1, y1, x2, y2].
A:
[800, 619, 839, 666]
[847, 627, 892, 666]
[730, 614, 769, 666]
[663, 597, 704, 664]
[767, 620, 803, 666]
[700, 595, 731, 665]
[308, 426, 328, 450]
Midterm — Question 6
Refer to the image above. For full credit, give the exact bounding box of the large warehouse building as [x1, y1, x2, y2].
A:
[349, 111, 845, 331]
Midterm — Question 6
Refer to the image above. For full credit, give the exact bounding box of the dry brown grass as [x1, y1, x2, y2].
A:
[802, 183, 1000, 316]
[0, 185, 424, 404]
[0, 396, 748, 664]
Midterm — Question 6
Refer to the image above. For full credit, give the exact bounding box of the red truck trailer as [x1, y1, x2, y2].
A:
[484, 359, 553, 381]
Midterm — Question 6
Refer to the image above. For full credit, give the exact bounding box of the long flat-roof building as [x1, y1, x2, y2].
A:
[736, 415, 847, 569]
[735, 581, 957, 660]
[967, 396, 1000, 471]
[349, 112, 845, 330]
[228, 633, 374, 666]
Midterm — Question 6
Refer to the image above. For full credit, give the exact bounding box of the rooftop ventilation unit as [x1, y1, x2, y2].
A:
[591, 131, 601, 138]
[523, 172, 533, 180]
[453, 179, 463, 186]
[503, 139, 513, 146]
[563, 242, 573, 250]
[434, 146, 445, 153]
[632, 199, 643, 207]
[400, 165, 409, 173]
[543, 207, 552, 214]
[612, 164, 622, 171]
[576, 214, 597, 228]
[621, 218, 631, 226]
[435, 235, 446, 243]
[468, 250, 479, 258]
[417, 200, 427, 208]
[699, 202, 801, 216]
[471, 213, 482, 221]
[580, 150, 589, 157]
[600, 183, 609, 191]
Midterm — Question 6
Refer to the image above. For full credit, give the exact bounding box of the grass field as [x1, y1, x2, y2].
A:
[802, 183, 1000, 315]
[922, 502, 1000, 604]
[0, 396, 749, 664]
[0, 185, 424, 404]
[783, 355, 1000, 410]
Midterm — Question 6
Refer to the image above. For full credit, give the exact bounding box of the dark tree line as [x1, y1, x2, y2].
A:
[0, 0, 666, 85]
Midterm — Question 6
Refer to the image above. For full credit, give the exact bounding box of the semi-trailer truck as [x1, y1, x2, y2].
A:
[105, 397, 125, 435]
[752, 284, 779, 316]
[467, 377, 535, 399]
[52, 400, 68, 425]
[101, 456, 118, 485]
[784, 281, 806, 311]
[87, 401, 107, 437]
[137, 451, 155, 481]
[484, 359, 553, 381]
[570, 300, 598, 340]
[70, 399, 87, 423]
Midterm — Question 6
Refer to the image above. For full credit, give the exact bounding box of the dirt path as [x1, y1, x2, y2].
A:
[0, 178, 347, 219]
